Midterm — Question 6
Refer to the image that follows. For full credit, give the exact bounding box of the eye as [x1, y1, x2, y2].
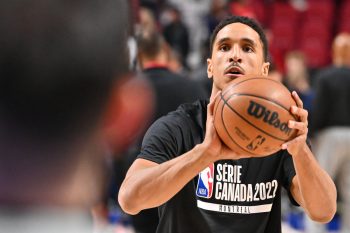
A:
[242, 45, 254, 53]
[219, 44, 230, 52]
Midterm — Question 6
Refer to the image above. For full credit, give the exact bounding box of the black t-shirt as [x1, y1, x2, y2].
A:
[311, 66, 350, 135]
[138, 100, 297, 233]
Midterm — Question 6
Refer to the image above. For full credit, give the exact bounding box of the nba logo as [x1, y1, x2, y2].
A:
[196, 163, 214, 198]
[247, 135, 266, 151]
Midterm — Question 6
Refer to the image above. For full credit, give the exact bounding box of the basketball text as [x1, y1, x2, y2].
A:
[247, 100, 292, 136]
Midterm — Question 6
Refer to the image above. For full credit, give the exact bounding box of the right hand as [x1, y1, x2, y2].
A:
[200, 91, 243, 162]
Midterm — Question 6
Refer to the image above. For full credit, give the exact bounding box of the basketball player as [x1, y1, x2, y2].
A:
[119, 16, 336, 233]
[0, 1, 151, 232]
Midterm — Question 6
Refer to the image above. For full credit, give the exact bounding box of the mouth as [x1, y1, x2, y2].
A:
[224, 66, 244, 78]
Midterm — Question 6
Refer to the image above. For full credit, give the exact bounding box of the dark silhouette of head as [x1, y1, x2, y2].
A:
[0, 0, 140, 207]
[0, 0, 130, 141]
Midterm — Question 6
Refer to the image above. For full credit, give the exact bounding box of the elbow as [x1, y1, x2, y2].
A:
[308, 205, 337, 223]
[307, 186, 337, 223]
[118, 189, 141, 215]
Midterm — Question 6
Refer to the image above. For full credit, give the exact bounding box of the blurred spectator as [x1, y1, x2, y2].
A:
[123, 30, 208, 233]
[137, 30, 208, 120]
[0, 1, 152, 233]
[207, 0, 230, 34]
[162, 5, 190, 69]
[167, 0, 212, 69]
[168, 49, 190, 78]
[283, 51, 314, 118]
[307, 32, 350, 233]
[132, 6, 159, 71]
[139, 0, 164, 20]
[138, 7, 159, 35]
[268, 62, 283, 83]
[191, 38, 213, 96]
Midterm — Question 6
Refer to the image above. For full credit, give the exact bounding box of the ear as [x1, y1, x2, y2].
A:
[261, 62, 270, 77]
[102, 75, 154, 154]
[207, 58, 213, 79]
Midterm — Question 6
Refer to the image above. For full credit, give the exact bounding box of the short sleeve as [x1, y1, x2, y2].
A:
[281, 151, 299, 206]
[137, 112, 185, 164]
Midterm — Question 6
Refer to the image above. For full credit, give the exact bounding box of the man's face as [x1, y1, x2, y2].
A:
[207, 23, 270, 92]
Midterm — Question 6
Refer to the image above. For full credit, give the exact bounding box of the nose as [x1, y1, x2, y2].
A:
[229, 45, 242, 63]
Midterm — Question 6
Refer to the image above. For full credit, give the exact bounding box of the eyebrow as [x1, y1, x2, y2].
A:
[216, 37, 231, 45]
[241, 38, 257, 47]
[216, 37, 257, 47]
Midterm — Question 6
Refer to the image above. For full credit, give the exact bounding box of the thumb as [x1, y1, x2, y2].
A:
[208, 91, 221, 116]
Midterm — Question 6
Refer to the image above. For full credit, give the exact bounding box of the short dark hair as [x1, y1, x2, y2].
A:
[209, 16, 268, 61]
[136, 30, 165, 60]
[0, 0, 129, 141]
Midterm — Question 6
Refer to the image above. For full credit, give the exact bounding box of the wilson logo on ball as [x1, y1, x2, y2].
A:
[247, 100, 292, 136]
[213, 76, 298, 157]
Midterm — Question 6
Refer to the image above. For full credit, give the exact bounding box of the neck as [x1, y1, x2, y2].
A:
[334, 61, 350, 67]
[141, 51, 169, 69]
[142, 61, 169, 69]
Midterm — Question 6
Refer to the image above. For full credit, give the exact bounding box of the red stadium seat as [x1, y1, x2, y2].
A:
[299, 38, 331, 68]
[338, 1, 350, 33]
[304, 1, 335, 23]
[300, 18, 332, 43]
[270, 2, 300, 51]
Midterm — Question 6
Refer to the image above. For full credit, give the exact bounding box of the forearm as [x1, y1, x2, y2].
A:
[292, 144, 337, 222]
[118, 144, 212, 215]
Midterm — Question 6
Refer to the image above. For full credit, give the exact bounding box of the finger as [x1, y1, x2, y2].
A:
[292, 91, 303, 109]
[291, 106, 308, 123]
[288, 120, 308, 134]
[281, 141, 292, 150]
[281, 143, 288, 150]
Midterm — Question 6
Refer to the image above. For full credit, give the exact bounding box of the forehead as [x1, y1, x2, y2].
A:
[214, 22, 262, 46]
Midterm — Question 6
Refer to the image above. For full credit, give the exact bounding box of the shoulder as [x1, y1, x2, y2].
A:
[177, 99, 208, 114]
[316, 66, 343, 81]
[177, 99, 208, 124]
[159, 99, 208, 127]
[145, 99, 208, 138]
[140, 100, 208, 161]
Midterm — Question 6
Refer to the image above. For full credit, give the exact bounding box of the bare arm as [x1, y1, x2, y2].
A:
[118, 94, 243, 215]
[289, 144, 337, 222]
[283, 91, 337, 223]
[118, 147, 212, 215]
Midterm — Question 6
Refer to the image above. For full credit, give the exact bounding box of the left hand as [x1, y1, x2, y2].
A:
[281, 91, 309, 155]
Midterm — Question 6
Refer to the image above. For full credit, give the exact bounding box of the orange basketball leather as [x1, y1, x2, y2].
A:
[213, 76, 298, 157]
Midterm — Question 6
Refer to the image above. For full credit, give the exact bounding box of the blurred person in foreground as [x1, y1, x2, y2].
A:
[118, 15, 336, 233]
[307, 32, 350, 233]
[0, 1, 152, 233]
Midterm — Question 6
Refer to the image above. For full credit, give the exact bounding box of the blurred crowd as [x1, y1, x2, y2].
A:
[1, 0, 350, 233]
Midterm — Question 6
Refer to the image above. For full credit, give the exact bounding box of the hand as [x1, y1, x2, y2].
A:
[281, 91, 309, 155]
[200, 91, 242, 161]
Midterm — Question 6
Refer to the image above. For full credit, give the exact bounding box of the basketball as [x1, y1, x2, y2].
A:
[213, 76, 298, 157]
